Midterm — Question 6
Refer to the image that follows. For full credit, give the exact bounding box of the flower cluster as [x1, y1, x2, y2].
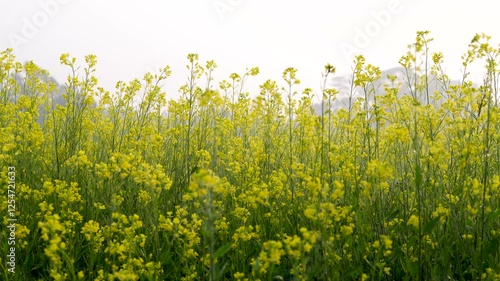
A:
[1, 32, 499, 280]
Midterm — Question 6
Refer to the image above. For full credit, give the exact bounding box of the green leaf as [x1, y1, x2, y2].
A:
[487, 210, 500, 222]
[201, 221, 210, 238]
[483, 238, 499, 259]
[423, 217, 440, 234]
[214, 243, 231, 259]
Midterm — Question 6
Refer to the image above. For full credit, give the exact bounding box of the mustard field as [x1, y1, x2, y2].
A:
[1, 32, 500, 280]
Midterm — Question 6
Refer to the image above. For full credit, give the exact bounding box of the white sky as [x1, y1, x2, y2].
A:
[1, 0, 499, 100]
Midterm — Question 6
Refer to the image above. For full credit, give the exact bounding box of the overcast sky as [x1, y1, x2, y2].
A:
[1, 0, 499, 99]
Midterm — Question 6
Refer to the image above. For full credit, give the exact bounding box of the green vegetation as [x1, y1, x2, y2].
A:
[1, 31, 499, 280]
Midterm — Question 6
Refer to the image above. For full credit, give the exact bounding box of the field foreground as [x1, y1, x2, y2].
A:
[1, 32, 500, 280]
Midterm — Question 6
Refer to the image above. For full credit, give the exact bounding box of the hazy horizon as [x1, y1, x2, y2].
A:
[2, 0, 499, 100]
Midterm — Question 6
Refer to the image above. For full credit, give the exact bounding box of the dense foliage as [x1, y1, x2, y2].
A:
[1, 31, 500, 280]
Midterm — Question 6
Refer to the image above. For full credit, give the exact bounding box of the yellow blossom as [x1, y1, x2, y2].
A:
[407, 215, 419, 228]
